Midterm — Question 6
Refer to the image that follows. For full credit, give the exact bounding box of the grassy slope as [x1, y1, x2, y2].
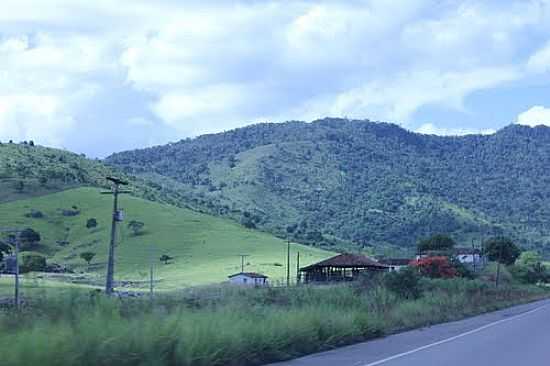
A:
[0, 187, 333, 289]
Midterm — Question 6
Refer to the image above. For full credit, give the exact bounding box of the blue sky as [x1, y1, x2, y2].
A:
[1, 0, 550, 157]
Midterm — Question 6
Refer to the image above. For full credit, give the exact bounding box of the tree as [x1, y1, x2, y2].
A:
[411, 256, 457, 278]
[511, 251, 548, 284]
[160, 254, 174, 264]
[383, 267, 422, 299]
[128, 220, 145, 236]
[86, 218, 98, 229]
[19, 228, 41, 249]
[484, 237, 521, 265]
[417, 234, 456, 254]
[14, 180, 24, 193]
[0, 241, 12, 262]
[80, 252, 96, 266]
[20, 254, 47, 273]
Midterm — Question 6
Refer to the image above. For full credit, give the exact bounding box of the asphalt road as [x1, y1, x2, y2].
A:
[267, 298, 550, 366]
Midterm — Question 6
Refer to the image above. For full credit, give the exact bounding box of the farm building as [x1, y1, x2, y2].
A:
[378, 258, 412, 272]
[299, 253, 389, 283]
[228, 272, 269, 286]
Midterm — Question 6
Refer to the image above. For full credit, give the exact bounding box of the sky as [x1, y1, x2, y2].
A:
[1, 0, 550, 158]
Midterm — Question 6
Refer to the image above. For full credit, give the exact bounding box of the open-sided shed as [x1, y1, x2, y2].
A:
[299, 253, 389, 283]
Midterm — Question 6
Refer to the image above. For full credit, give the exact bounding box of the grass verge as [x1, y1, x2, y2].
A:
[0, 279, 548, 366]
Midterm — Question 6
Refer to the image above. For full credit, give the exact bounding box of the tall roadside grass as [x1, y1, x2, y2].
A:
[0, 280, 548, 366]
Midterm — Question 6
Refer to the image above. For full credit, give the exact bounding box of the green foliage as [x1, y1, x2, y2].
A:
[0, 281, 546, 366]
[511, 251, 549, 284]
[19, 228, 41, 250]
[484, 237, 521, 265]
[79, 251, 96, 265]
[127, 220, 145, 236]
[86, 218, 98, 229]
[480, 262, 513, 285]
[383, 267, 422, 299]
[20, 253, 47, 273]
[106, 119, 550, 254]
[160, 254, 174, 264]
[417, 234, 456, 253]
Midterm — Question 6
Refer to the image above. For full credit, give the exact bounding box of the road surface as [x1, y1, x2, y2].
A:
[267, 298, 550, 366]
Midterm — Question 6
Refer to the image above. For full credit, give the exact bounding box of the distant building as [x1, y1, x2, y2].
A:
[454, 248, 484, 266]
[228, 272, 269, 286]
[378, 258, 412, 272]
[416, 248, 485, 268]
[299, 253, 389, 283]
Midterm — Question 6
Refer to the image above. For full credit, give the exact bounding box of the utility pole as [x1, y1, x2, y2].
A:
[149, 243, 155, 303]
[296, 252, 300, 285]
[471, 238, 476, 273]
[101, 177, 130, 295]
[238, 254, 249, 273]
[495, 243, 504, 288]
[1, 228, 22, 309]
[287, 239, 291, 287]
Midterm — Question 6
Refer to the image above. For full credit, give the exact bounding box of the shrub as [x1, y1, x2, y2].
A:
[20, 253, 47, 273]
[128, 220, 145, 236]
[19, 228, 41, 249]
[480, 262, 513, 285]
[411, 256, 457, 278]
[383, 267, 422, 299]
[86, 218, 98, 229]
[24, 210, 44, 219]
[483, 237, 521, 265]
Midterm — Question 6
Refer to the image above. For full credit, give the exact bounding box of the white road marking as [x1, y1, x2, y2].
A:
[360, 302, 550, 366]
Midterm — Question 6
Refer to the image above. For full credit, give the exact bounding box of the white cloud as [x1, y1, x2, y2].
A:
[0, 95, 74, 145]
[1, 0, 550, 154]
[516, 106, 550, 126]
[416, 123, 495, 136]
[527, 41, 550, 73]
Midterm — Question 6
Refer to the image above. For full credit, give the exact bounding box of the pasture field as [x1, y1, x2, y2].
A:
[0, 187, 333, 289]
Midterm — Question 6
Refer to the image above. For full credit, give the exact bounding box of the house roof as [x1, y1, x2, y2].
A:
[378, 258, 412, 266]
[228, 272, 268, 279]
[300, 254, 389, 271]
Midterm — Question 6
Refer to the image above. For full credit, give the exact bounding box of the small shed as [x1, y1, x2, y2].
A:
[299, 254, 389, 283]
[378, 258, 412, 272]
[228, 272, 269, 286]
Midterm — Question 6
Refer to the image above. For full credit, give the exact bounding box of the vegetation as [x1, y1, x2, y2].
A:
[80, 252, 96, 266]
[411, 256, 457, 278]
[417, 234, 456, 253]
[0, 187, 332, 288]
[0, 277, 547, 366]
[86, 218, 98, 229]
[484, 237, 521, 265]
[127, 220, 145, 236]
[105, 119, 550, 256]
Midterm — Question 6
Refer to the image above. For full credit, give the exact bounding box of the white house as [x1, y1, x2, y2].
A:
[228, 272, 269, 286]
[454, 248, 483, 266]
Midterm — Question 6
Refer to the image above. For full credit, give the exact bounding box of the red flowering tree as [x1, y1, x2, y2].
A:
[411, 256, 457, 278]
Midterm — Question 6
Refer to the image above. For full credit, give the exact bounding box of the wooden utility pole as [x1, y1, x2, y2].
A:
[101, 177, 130, 295]
[238, 254, 249, 273]
[287, 239, 291, 287]
[496, 244, 504, 288]
[149, 243, 155, 303]
[1, 228, 22, 309]
[296, 252, 300, 285]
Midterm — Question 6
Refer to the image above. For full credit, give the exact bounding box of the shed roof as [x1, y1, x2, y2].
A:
[228, 272, 268, 279]
[300, 254, 389, 271]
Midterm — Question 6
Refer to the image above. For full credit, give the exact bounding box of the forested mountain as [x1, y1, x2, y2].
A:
[106, 118, 550, 256]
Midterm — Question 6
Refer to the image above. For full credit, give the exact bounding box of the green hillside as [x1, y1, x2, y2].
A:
[107, 118, 550, 257]
[0, 187, 332, 289]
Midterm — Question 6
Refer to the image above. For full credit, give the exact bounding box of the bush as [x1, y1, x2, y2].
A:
[20, 253, 47, 273]
[411, 256, 457, 278]
[480, 262, 513, 285]
[383, 267, 422, 299]
[483, 237, 521, 265]
[86, 218, 98, 229]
